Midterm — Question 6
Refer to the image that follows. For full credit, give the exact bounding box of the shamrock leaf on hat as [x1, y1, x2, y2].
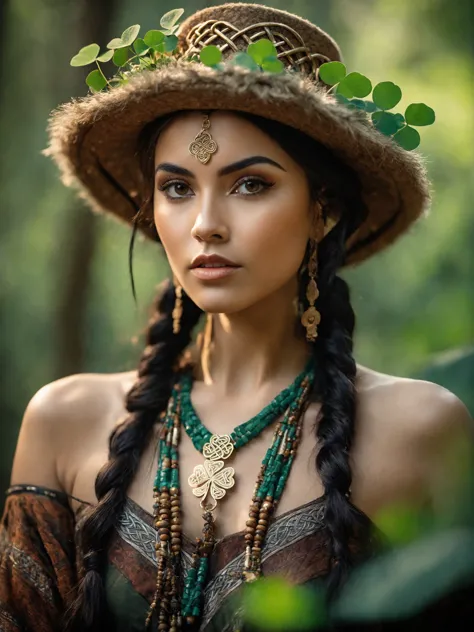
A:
[318, 61, 435, 151]
[69, 9, 185, 92]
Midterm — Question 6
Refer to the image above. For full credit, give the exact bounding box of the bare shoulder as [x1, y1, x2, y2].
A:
[10, 370, 136, 493]
[353, 363, 473, 515]
[356, 362, 473, 436]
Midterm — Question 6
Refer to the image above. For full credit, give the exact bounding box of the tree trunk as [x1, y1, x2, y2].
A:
[55, 0, 119, 378]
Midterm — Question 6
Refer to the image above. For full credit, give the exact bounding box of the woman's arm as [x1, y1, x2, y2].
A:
[1, 380, 82, 632]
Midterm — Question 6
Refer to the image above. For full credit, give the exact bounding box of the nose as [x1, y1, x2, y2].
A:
[190, 195, 229, 244]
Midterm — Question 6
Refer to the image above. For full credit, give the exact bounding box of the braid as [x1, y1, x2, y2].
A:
[306, 219, 375, 604]
[65, 280, 202, 631]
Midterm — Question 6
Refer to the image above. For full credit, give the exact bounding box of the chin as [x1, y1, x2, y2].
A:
[187, 291, 254, 316]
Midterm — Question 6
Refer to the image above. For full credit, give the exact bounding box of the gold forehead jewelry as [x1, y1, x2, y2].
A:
[188, 114, 218, 164]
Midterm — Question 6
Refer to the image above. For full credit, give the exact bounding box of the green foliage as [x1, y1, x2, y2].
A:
[199, 45, 222, 67]
[199, 37, 284, 74]
[405, 102, 436, 126]
[113, 47, 130, 67]
[143, 30, 165, 47]
[70, 43, 100, 67]
[247, 38, 277, 65]
[373, 81, 402, 110]
[69, 10, 186, 92]
[318, 61, 346, 85]
[107, 24, 140, 50]
[393, 124, 421, 150]
[86, 69, 107, 92]
[339, 71, 373, 98]
[97, 50, 114, 63]
[243, 577, 327, 630]
[331, 528, 474, 623]
[319, 62, 435, 150]
[160, 8, 184, 34]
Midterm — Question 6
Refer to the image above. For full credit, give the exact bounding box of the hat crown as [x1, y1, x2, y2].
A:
[178, 2, 342, 80]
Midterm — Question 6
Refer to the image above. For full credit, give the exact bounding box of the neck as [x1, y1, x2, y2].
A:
[194, 279, 311, 396]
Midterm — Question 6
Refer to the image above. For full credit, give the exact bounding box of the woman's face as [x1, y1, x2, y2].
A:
[153, 111, 313, 315]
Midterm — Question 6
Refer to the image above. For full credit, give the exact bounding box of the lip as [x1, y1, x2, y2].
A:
[191, 266, 241, 280]
[190, 253, 240, 268]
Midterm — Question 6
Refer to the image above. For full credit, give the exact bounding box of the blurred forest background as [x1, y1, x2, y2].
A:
[0, 0, 472, 501]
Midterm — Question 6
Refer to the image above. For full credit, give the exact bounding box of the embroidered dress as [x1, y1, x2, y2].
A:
[0, 485, 471, 631]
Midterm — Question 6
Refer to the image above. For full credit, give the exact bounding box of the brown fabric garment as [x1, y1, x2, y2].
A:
[0, 486, 79, 632]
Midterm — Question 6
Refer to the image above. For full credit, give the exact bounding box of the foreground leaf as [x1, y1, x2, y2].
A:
[200, 45, 222, 66]
[373, 81, 402, 110]
[341, 72, 372, 98]
[247, 38, 277, 65]
[160, 8, 184, 31]
[405, 103, 436, 126]
[319, 61, 346, 85]
[331, 528, 474, 622]
[86, 69, 107, 92]
[244, 577, 327, 630]
[393, 125, 421, 150]
[70, 43, 100, 67]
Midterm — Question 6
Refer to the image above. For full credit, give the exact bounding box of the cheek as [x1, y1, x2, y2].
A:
[237, 191, 310, 272]
[153, 205, 188, 265]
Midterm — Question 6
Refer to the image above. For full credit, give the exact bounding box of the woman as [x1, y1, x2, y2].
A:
[1, 3, 472, 632]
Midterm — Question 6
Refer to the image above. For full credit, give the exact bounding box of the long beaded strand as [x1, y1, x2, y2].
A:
[147, 360, 315, 631]
[146, 383, 183, 631]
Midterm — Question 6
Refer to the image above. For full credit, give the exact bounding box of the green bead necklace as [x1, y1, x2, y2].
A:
[146, 358, 316, 631]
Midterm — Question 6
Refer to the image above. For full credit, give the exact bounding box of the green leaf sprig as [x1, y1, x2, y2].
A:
[70, 9, 184, 92]
[318, 61, 435, 150]
[70, 13, 434, 153]
[197, 38, 284, 74]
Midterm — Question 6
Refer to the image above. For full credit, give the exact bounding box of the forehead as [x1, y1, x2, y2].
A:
[154, 111, 288, 167]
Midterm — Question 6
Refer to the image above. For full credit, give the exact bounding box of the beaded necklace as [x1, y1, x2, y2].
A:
[146, 358, 316, 631]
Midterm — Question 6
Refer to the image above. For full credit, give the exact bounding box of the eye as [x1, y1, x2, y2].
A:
[232, 177, 274, 196]
[158, 180, 193, 200]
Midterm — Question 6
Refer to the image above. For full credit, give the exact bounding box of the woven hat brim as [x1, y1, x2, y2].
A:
[45, 61, 431, 267]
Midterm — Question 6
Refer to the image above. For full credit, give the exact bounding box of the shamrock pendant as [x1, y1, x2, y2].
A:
[188, 434, 235, 510]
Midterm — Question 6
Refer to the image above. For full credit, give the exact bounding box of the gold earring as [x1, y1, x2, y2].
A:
[301, 239, 321, 342]
[172, 281, 183, 334]
[188, 114, 218, 164]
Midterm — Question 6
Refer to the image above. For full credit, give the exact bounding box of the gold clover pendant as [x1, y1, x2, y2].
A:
[188, 434, 235, 510]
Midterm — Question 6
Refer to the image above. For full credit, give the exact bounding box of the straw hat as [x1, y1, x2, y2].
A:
[45, 2, 432, 267]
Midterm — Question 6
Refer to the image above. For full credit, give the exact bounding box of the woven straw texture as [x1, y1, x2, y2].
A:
[44, 2, 431, 267]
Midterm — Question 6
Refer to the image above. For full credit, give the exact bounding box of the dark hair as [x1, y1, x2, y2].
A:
[66, 110, 378, 630]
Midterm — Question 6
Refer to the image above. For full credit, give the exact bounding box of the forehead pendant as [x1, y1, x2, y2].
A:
[188, 114, 218, 164]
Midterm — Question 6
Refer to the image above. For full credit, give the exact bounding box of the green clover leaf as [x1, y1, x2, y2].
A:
[133, 39, 150, 55]
[144, 30, 165, 47]
[405, 103, 436, 126]
[86, 69, 107, 92]
[247, 39, 278, 65]
[261, 56, 284, 73]
[160, 8, 184, 31]
[70, 43, 100, 67]
[231, 52, 260, 71]
[163, 35, 179, 52]
[339, 72, 372, 98]
[372, 111, 402, 136]
[373, 81, 402, 110]
[393, 125, 421, 150]
[200, 45, 222, 67]
[96, 50, 114, 63]
[113, 47, 129, 67]
[319, 61, 347, 86]
[107, 25, 140, 50]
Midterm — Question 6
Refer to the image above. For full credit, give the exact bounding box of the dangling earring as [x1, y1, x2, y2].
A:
[301, 239, 321, 342]
[172, 280, 183, 334]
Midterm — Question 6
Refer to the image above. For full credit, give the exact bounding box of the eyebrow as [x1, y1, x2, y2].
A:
[155, 155, 286, 178]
